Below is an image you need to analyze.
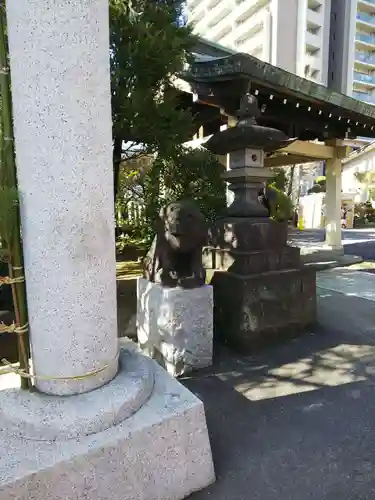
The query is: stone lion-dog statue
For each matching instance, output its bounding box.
[143,200,207,289]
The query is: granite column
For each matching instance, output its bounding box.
[6,0,118,395]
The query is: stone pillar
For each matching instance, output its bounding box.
[6,0,118,395]
[325,144,343,250]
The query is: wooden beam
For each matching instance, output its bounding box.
[277,140,335,159]
[184,136,346,166]
[265,154,316,168]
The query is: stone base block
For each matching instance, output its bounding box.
[212,267,316,352]
[300,245,345,263]
[137,278,213,377]
[0,347,154,441]
[0,340,215,500]
[210,217,288,251]
[203,245,301,274]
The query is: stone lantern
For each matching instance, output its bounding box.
[204,92,316,351]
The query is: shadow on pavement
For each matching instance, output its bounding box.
[344,240,375,260]
[183,309,375,500]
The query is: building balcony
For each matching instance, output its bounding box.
[355,50,375,66]
[190,6,206,24]
[236,32,263,53]
[357,12,375,26]
[305,53,320,72]
[187,0,202,11]
[352,91,375,103]
[356,32,375,45]
[306,30,321,50]
[233,9,265,45]
[235,0,268,8]
[306,8,323,26]
[353,71,375,85]
[210,18,232,44]
[207,0,233,28]
[195,1,232,39]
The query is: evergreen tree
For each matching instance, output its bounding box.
[109,0,194,198]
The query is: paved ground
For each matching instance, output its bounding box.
[184,269,375,500]
[288,228,375,261]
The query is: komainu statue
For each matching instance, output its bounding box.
[143,200,207,289]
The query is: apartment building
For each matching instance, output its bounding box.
[328,0,375,105]
[186,0,332,85]
[187,0,375,103]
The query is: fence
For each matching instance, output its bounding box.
[120,200,146,229]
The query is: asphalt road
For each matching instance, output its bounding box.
[342,229,375,261]
[184,276,375,500]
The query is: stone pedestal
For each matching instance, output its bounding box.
[206,218,317,352]
[0,341,215,500]
[137,278,213,376]
[213,268,316,351]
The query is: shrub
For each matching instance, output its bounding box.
[267,183,293,222]
[308,176,326,194]
[354,201,375,226]
[268,168,287,191]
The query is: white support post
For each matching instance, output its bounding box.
[325,144,343,250]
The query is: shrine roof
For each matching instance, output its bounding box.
[180,37,375,140]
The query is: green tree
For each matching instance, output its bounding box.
[109,0,194,200]
[153,148,227,226]
[118,148,226,243]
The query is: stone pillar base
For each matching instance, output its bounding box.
[137,278,213,377]
[212,267,316,353]
[0,340,215,500]
[204,216,317,352]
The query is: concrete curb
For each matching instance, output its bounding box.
[303,254,363,271]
